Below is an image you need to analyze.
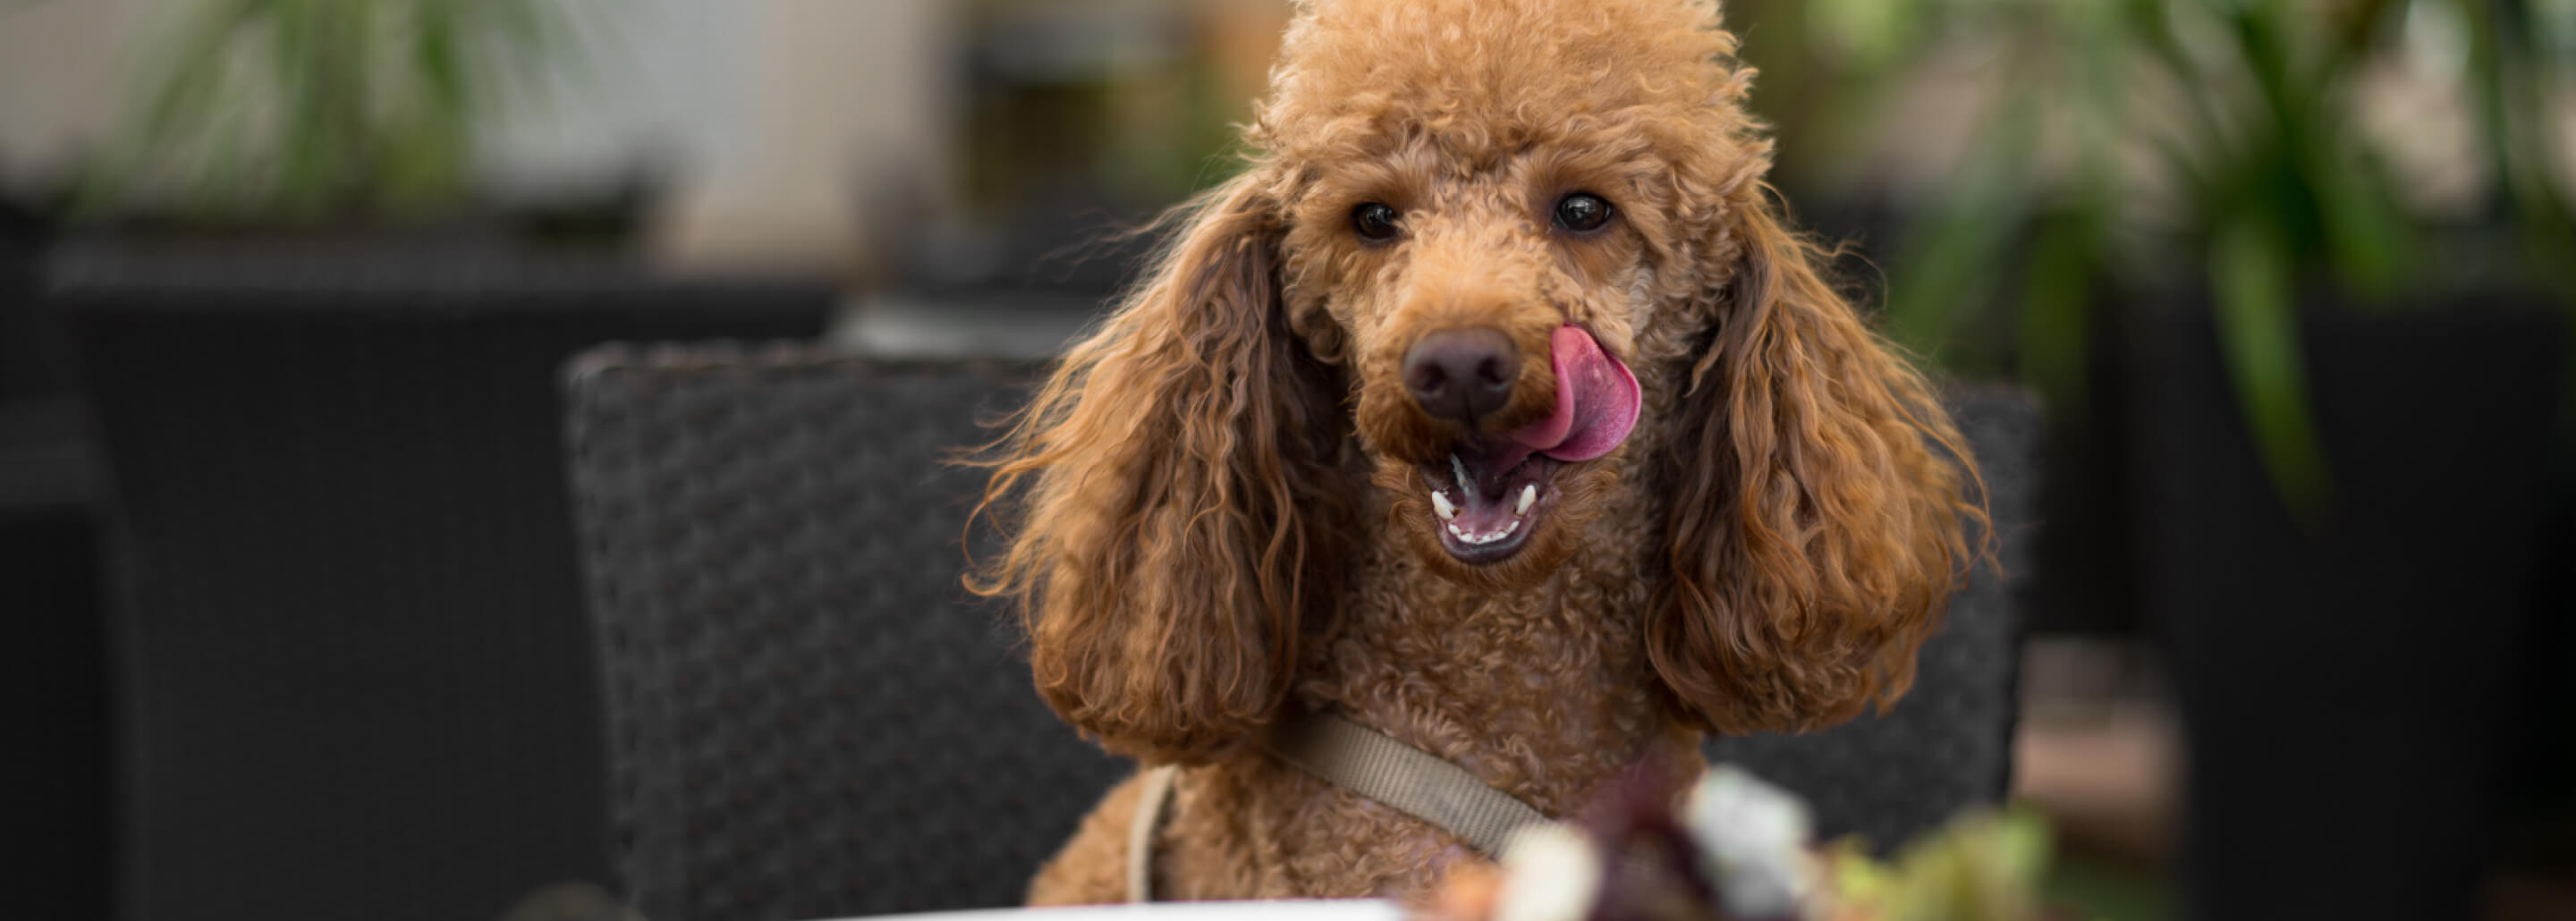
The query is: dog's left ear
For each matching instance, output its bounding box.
[1649,196,1984,735]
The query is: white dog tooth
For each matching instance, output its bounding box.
[1449,452,1474,493]
[1431,490,1459,520]
[1448,517,1523,546]
[1515,484,1537,515]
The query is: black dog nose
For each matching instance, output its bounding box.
[1403,327,1519,424]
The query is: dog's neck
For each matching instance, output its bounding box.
[1290,435,1698,816]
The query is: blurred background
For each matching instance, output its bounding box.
[2,1,2570,920]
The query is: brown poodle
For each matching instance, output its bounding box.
[974,0,1981,903]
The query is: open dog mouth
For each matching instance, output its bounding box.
[1415,325,1643,565]
[1420,439,1561,562]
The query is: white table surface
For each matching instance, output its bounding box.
[845,900,1405,921]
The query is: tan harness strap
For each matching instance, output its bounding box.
[1126,765,1181,903]
[1265,712,1550,858]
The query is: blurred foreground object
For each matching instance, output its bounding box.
[1419,765,2053,921]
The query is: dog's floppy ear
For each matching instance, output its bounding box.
[972,171,1349,764]
[1649,195,1983,735]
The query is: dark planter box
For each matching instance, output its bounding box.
[49,250,832,921]
[2131,299,2572,920]
[0,199,115,921]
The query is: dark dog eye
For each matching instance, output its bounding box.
[1352,202,1401,241]
[1553,193,1612,232]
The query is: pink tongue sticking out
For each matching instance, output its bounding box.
[1509,325,1641,461]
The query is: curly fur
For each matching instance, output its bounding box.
[970,0,1985,902]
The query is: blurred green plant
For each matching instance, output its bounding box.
[1750,0,2576,513]
[1826,807,2055,921]
[83,0,585,223]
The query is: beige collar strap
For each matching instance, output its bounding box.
[1124,714,1553,902]
[1127,765,1182,903]
[1264,711,1552,858]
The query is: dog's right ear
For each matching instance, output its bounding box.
[970,170,1349,765]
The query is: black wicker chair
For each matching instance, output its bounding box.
[564,345,1125,921]
[58,254,831,921]
[564,343,2036,921]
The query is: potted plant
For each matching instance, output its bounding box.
[1732,1,2574,916]
[73,0,643,251]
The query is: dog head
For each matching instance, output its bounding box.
[978,0,1981,761]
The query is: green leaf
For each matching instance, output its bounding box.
[1883,99,2044,372]
[2127,0,2238,154]
[2015,206,2098,414]
[418,4,468,114]
[2209,214,2334,516]
[79,0,266,214]
[2310,147,2415,303]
